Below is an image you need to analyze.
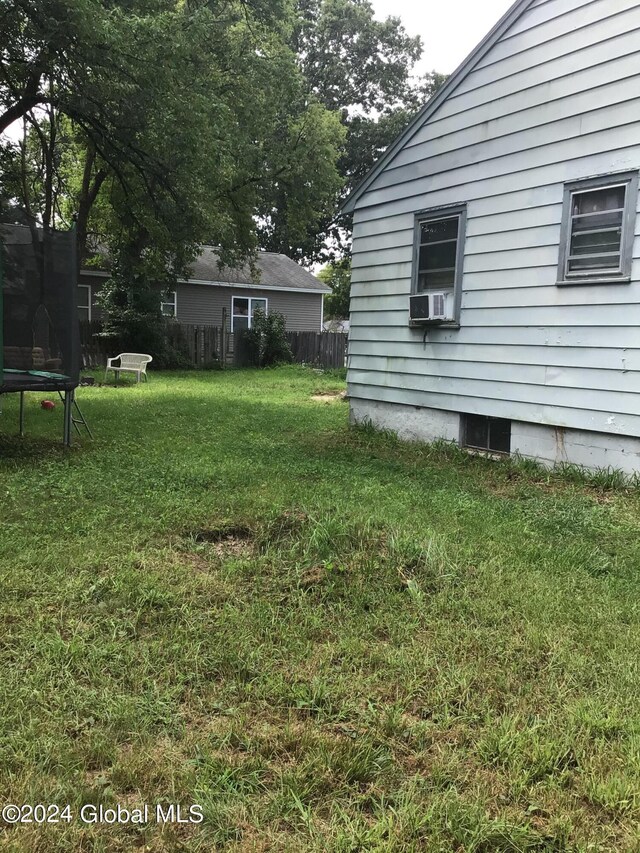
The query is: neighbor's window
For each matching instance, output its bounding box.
[78,284,91,322]
[558,172,638,284]
[161,291,177,318]
[232,296,267,332]
[411,205,466,324]
[463,414,511,455]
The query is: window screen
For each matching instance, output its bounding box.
[568,185,625,274]
[417,216,459,292]
[558,172,638,284]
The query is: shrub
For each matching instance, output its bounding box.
[243,309,293,367]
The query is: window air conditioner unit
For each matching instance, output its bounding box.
[409,292,449,325]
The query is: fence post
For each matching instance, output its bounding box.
[221,307,227,368]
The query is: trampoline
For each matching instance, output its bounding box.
[1,223,87,445]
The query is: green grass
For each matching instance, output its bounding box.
[1,366,640,851]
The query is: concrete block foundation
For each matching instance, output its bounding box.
[349,398,640,476]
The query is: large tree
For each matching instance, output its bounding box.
[0,0,344,269]
[258,0,446,263]
[0,0,346,361]
[317,257,351,319]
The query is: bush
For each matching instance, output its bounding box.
[95,254,191,368]
[243,310,293,367]
[97,273,163,351]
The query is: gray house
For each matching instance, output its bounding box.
[79,247,329,332]
[342,0,640,475]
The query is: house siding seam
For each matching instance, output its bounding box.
[347,0,640,466]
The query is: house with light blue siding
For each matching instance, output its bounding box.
[342,0,640,474]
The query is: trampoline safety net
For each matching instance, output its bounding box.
[1,224,80,393]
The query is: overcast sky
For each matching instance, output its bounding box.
[370,0,516,75]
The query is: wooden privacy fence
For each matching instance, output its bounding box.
[166,323,227,366]
[285,331,347,369]
[79,321,229,368]
[79,320,109,368]
[234,329,347,369]
[79,321,346,370]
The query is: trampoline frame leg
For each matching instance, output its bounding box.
[63,390,73,447]
[19,392,25,437]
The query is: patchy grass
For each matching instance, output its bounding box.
[1,366,640,851]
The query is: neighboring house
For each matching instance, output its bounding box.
[342,0,640,475]
[79,247,329,332]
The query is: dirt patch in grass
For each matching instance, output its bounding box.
[311,390,346,403]
[193,524,254,544]
[299,565,326,589]
[188,524,256,559]
[177,551,214,572]
[210,535,254,559]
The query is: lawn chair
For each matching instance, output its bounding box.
[104,353,152,384]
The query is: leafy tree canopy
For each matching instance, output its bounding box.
[318,257,351,319]
[0,0,346,358]
[292,0,421,114]
[0,0,344,271]
[258,0,447,263]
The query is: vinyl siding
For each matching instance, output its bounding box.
[348,0,640,439]
[177,284,323,331]
[78,275,324,332]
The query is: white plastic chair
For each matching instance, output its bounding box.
[104,353,153,384]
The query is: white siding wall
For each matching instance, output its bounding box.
[348,0,640,439]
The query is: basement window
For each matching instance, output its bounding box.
[463,414,511,455]
[558,171,638,284]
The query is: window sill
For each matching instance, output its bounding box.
[409,320,460,329]
[556,276,631,287]
[464,447,509,461]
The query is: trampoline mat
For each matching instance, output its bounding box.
[1,370,75,393]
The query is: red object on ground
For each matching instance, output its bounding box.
[41,400,55,410]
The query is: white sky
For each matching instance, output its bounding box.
[370,0,516,75]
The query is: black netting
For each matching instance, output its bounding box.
[1,224,79,393]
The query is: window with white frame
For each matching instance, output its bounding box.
[558,172,638,284]
[232,296,268,332]
[78,284,91,322]
[410,205,466,325]
[161,290,177,318]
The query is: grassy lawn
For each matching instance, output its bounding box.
[1,366,640,851]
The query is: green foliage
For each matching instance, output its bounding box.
[95,268,165,358]
[0,0,446,273]
[0,0,345,272]
[293,0,422,114]
[254,100,346,265]
[242,309,293,367]
[318,257,351,318]
[95,253,191,368]
[257,0,448,261]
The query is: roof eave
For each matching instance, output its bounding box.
[80,269,330,294]
[181,278,331,294]
[339,0,534,215]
